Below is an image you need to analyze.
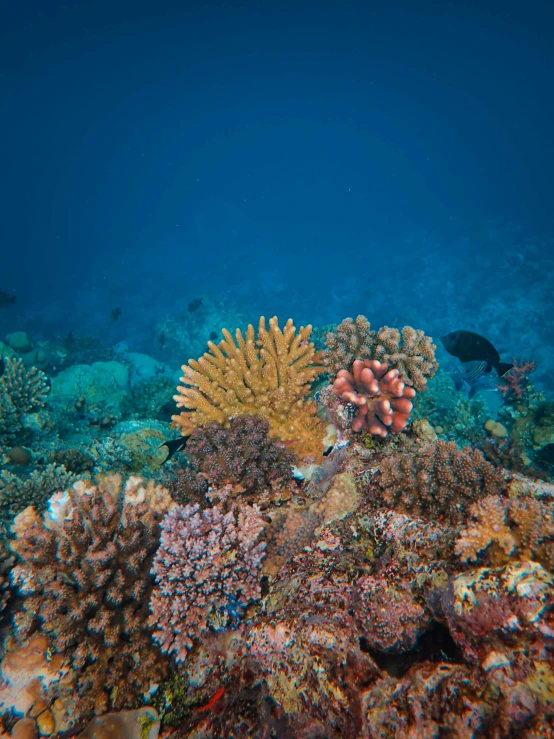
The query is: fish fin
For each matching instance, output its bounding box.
[468,386,477,399]
[484,363,493,373]
[496,362,514,377]
[159,436,189,463]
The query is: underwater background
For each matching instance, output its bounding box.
[1,0,554,737]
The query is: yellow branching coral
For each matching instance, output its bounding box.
[172,317,326,460]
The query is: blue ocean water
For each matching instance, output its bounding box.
[1,1,554,735]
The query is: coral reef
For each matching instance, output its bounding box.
[149,502,266,662]
[0,464,76,536]
[172,316,326,459]
[324,316,438,391]
[0,358,49,453]
[333,359,416,437]
[184,416,296,497]
[9,475,173,717]
[372,440,508,524]
[455,493,554,568]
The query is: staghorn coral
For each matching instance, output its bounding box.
[333,359,416,437]
[0,464,77,535]
[9,475,173,717]
[149,502,266,662]
[455,493,554,568]
[184,416,296,496]
[372,440,508,524]
[324,316,438,391]
[172,316,326,460]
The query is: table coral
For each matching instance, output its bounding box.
[333,359,416,437]
[172,316,326,460]
[184,415,296,495]
[372,440,508,524]
[149,502,266,662]
[9,475,173,718]
[324,316,438,391]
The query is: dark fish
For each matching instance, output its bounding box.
[0,291,16,308]
[534,443,554,466]
[440,330,513,377]
[160,436,190,463]
[209,330,217,340]
[66,330,74,344]
[0,357,5,377]
[159,331,166,348]
[188,298,203,313]
[110,308,122,322]
[451,360,499,398]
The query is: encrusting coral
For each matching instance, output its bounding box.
[9,475,174,717]
[149,502,266,662]
[455,493,554,568]
[372,440,508,524]
[184,415,296,496]
[172,316,326,460]
[324,316,438,391]
[333,359,416,437]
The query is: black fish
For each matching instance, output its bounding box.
[188,298,203,313]
[440,330,513,376]
[209,330,217,340]
[0,291,16,308]
[110,307,122,322]
[534,443,554,467]
[0,357,5,377]
[160,436,190,463]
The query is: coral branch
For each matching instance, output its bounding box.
[172,316,326,460]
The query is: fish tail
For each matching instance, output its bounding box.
[496,361,514,377]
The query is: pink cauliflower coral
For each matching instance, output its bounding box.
[333,359,416,436]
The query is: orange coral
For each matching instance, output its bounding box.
[172,316,326,460]
[456,493,554,567]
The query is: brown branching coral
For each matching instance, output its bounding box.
[9,475,174,717]
[172,316,326,460]
[0,358,49,414]
[185,416,296,496]
[324,315,376,376]
[0,358,49,452]
[456,493,554,567]
[324,316,438,391]
[372,440,508,524]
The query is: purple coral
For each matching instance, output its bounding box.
[185,416,296,493]
[149,502,266,661]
